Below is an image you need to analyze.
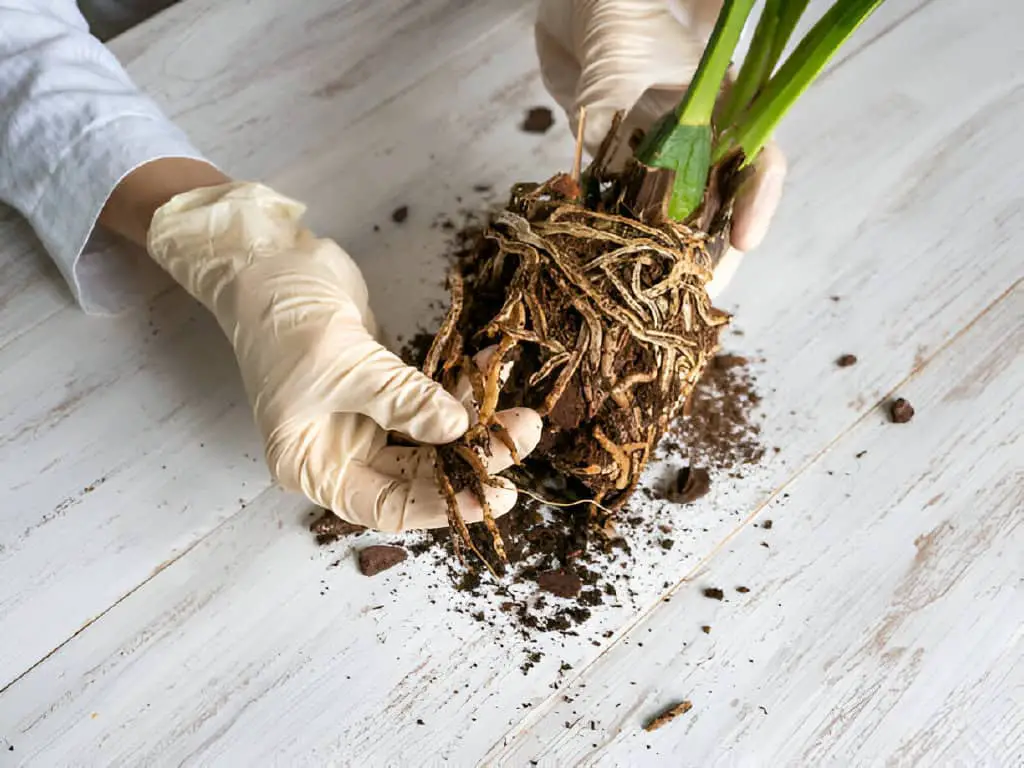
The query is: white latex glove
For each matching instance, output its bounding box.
[147,181,542,532]
[535,0,788,297]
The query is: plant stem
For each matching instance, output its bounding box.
[767,0,812,73]
[718,0,812,129]
[714,0,886,165]
[717,0,781,129]
[675,0,760,127]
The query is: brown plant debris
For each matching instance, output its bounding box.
[836,354,857,367]
[643,700,693,732]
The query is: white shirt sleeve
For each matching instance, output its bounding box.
[0,1,213,314]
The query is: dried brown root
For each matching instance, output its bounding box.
[643,700,693,732]
[433,445,501,580]
[423,272,464,382]
[418,133,741,574]
[454,445,508,563]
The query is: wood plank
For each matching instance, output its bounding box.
[0,0,544,689]
[490,282,1024,767]
[1,1,1020,763]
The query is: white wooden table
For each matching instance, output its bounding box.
[1,0,1022,765]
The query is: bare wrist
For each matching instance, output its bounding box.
[98,157,231,247]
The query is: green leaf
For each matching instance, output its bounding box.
[717,0,887,164]
[643,124,713,220]
[767,0,813,74]
[717,0,783,128]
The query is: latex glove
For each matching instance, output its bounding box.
[147,181,543,532]
[535,0,787,295]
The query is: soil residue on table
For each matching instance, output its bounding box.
[313,208,768,658]
[521,106,554,134]
[311,513,366,545]
[889,397,915,423]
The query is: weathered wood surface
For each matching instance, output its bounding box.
[0,0,1021,764]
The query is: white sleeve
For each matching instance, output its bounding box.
[0,1,213,314]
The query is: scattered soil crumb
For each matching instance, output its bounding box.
[310,511,366,545]
[736,586,750,593]
[702,587,724,600]
[537,570,583,599]
[761,520,773,530]
[836,354,857,367]
[358,545,407,576]
[855,450,867,459]
[656,352,765,479]
[391,205,409,224]
[668,466,711,504]
[889,397,915,423]
[521,106,554,134]
[701,625,711,634]
[643,700,693,732]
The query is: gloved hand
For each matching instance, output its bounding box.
[147,181,542,532]
[535,0,787,295]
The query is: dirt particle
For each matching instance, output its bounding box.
[761,520,773,530]
[736,586,750,593]
[391,205,409,223]
[668,466,711,504]
[701,625,711,634]
[357,545,407,576]
[656,353,765,477]
[889,397,915,423]
[702,587,724,600]
[836,354,857,367]
[537,570,583,599]
[310,510,366,545]
[521,106,554,134]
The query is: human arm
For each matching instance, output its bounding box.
[0,0,213,312]
[1,1,541,530]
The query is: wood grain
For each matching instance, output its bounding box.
[0,0,1021,764]
[491,283,1024,767]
